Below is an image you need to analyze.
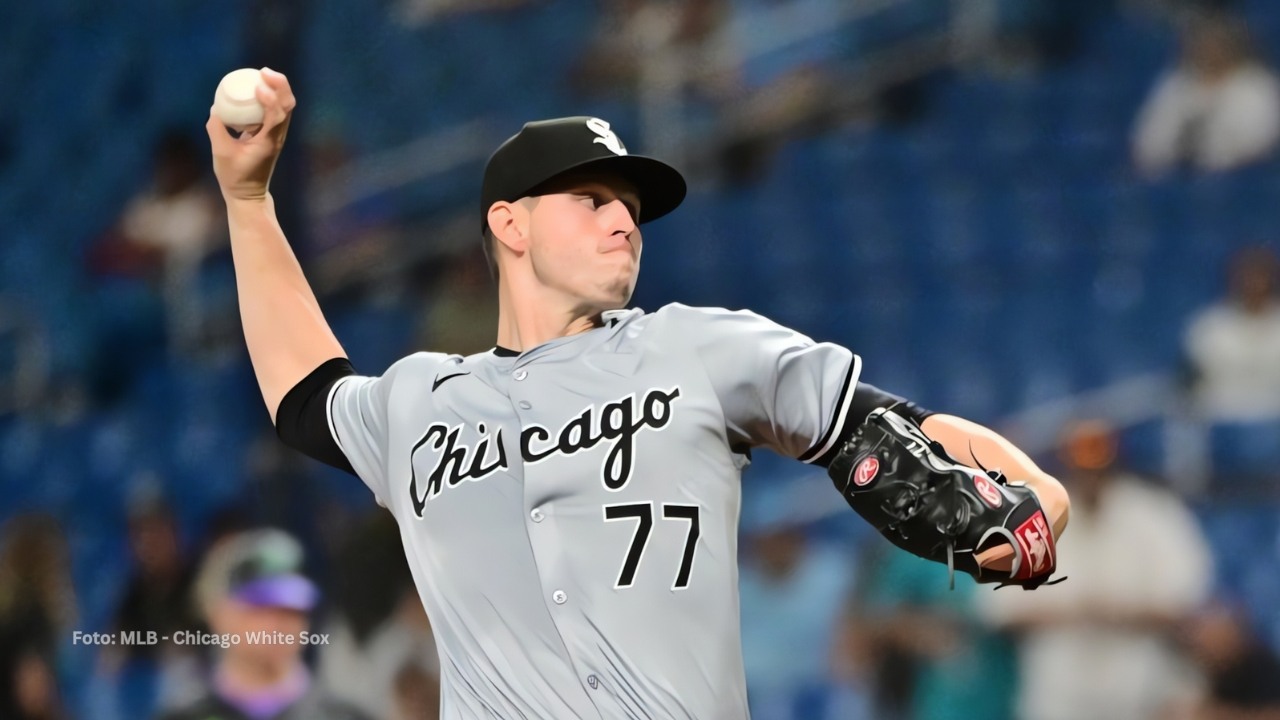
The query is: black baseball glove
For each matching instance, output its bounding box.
[828,408,1061,590]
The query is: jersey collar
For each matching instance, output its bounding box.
[488,308,643,361]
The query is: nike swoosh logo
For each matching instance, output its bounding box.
[432,372,470,391]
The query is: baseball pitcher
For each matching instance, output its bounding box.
[206,69,1071,719]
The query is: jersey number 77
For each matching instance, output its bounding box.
[603,503,700,590]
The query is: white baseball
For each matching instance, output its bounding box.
[213,68,267,130]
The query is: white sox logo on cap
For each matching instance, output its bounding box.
[586,118,628,156]
[481,116,685,229]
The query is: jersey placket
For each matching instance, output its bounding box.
[506,353,610,708]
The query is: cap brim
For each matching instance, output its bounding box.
[534,154,687,225]
[232,575,319,612]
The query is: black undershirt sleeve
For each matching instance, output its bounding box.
[808,381,935,468]
[275,357,358,475]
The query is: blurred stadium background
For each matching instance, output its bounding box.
[3,0,1280,718]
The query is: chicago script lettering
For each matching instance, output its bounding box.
[521,387,681,490]
[407,387,682,516]
[410,422,507,517]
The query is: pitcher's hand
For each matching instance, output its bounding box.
[206,67,296,202]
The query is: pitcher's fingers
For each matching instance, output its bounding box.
[259,68,296,145]
[975,543,1014,571]
[255,83,287,131]
[259,67,297,113]
[206,109,237,154]
[255,81,294,146]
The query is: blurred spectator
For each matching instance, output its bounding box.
[104,497,199,669]
[155,529,370,720]
[96,494,203,717]
[391,660,440,720]
[737,479,864,719]
[88,130,222,282]
[85,130,224,404]
[984,419,1213,720]
[414,247,500,356]
[1182,246,1280,421]
[571,0,728,101]
[318,512,436,720]
[858,548,1018,720]
[1175,601,1280,719]
[321,587,437,719]
[12,649,66,720]
[1133,12,1280,177]
[0,515,76,720]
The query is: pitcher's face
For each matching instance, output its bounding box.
[526,176,643,310]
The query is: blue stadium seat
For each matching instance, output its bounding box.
[1195,504,1265,590]
[1209,421,1280,486]
[328,301,419,372]
[1118,418,1166,477]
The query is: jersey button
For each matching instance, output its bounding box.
[518,400,532,410]
[587,675,599,690]
[530,508,545,523]
[513,369,528,381]
[552,590,567,605]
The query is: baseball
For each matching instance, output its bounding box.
[212,68,267,130]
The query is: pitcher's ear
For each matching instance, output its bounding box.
[488,200,531,252]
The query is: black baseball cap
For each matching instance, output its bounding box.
[480,116,687,232]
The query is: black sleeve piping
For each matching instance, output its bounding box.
[797,354,862,464]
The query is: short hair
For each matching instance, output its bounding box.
[482,228,498,280]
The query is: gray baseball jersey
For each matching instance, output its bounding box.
[326,303,860,719]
